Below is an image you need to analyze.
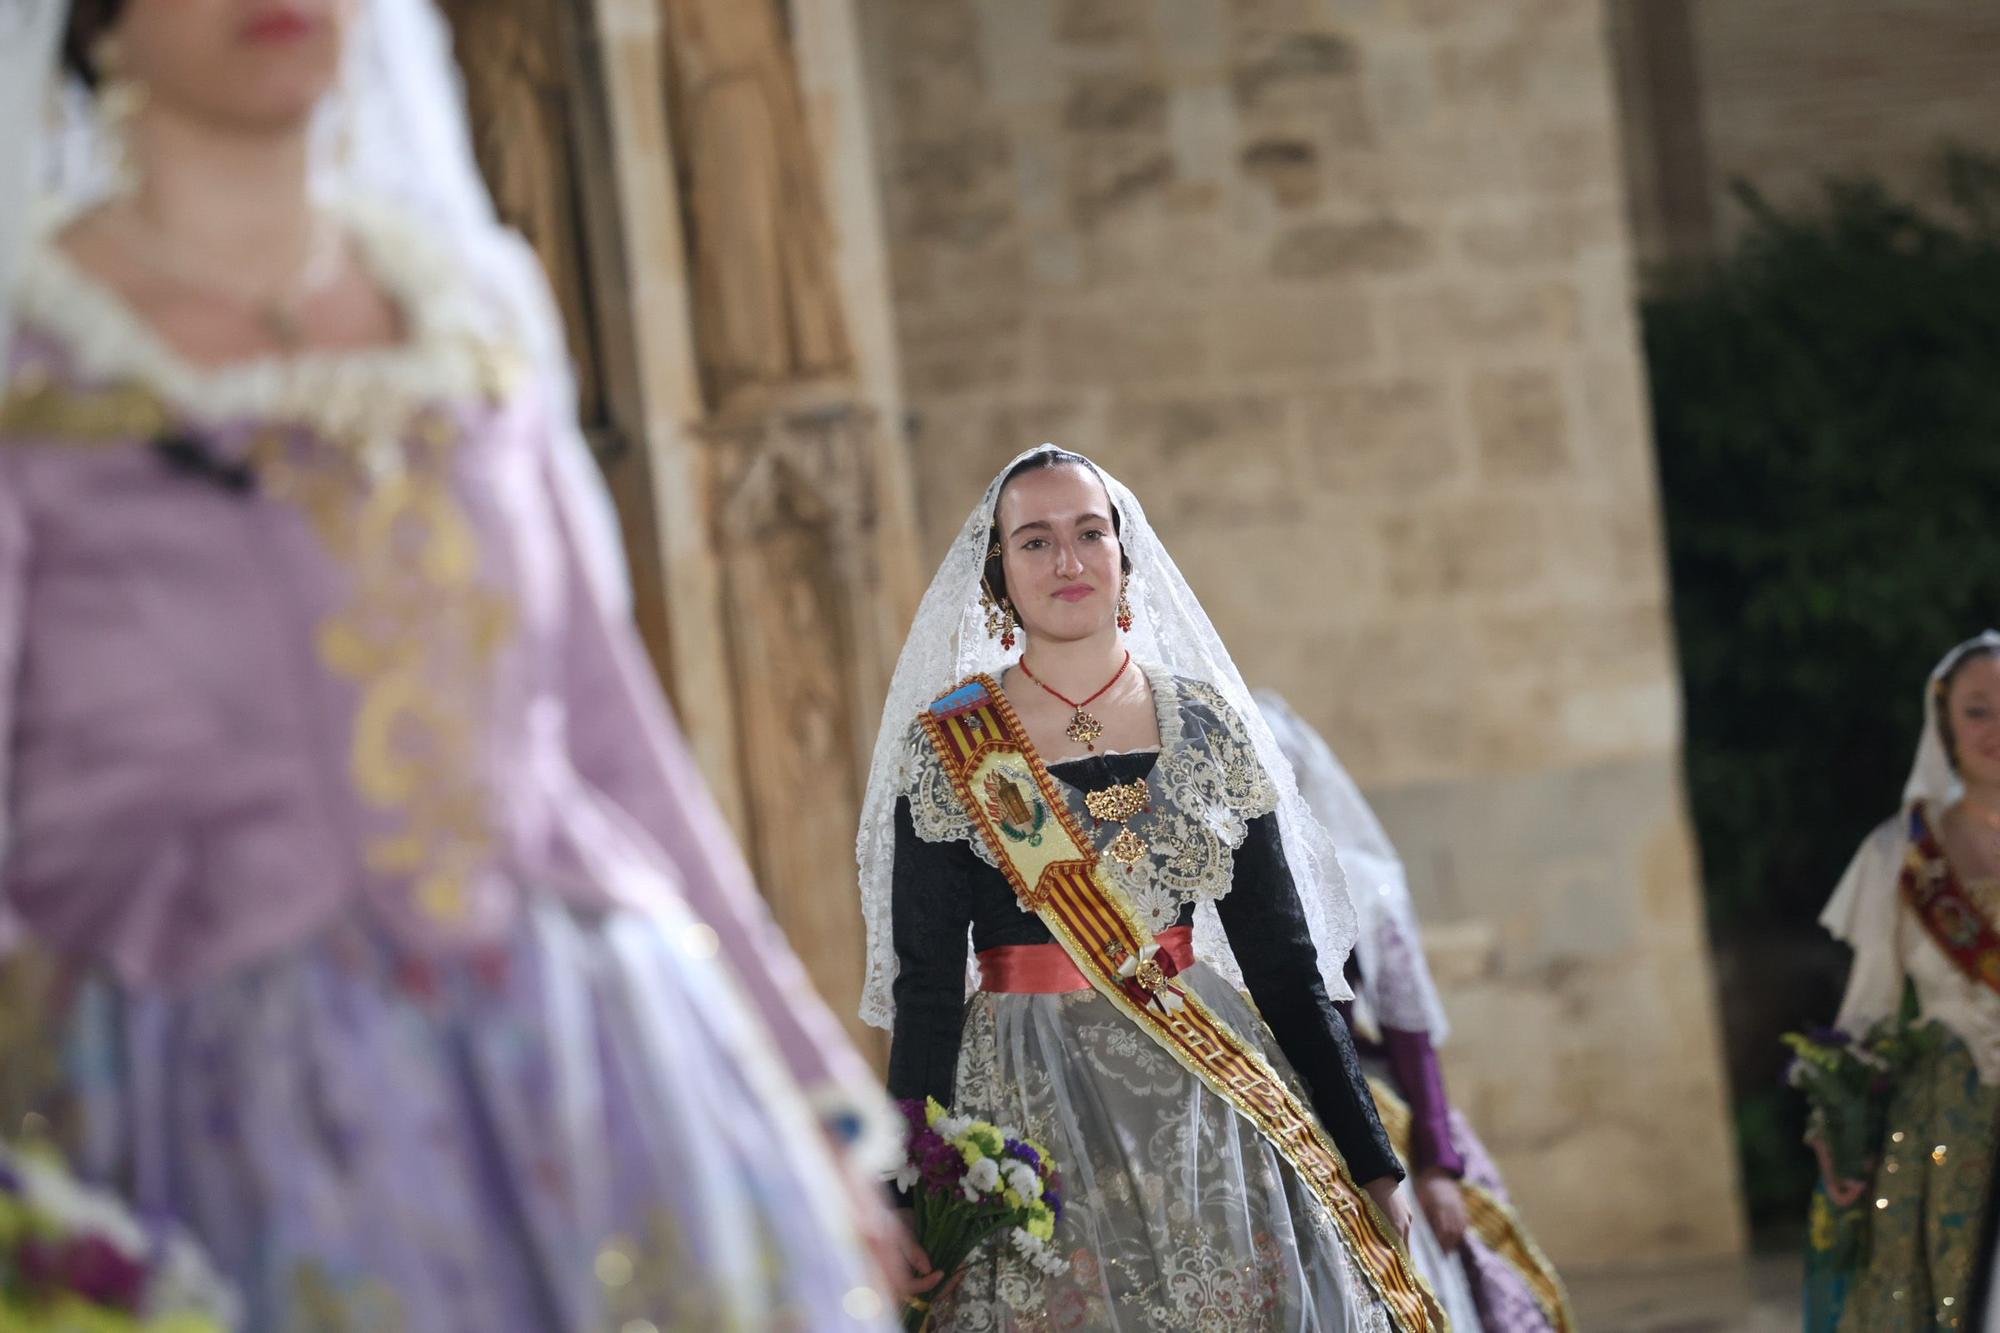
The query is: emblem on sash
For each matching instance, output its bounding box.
[983,771,1047,846]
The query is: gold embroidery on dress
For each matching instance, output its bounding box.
[1835,1032,2000,1329]
[1,345,523,927]
[0,369,172,442]
[251,357,519,926]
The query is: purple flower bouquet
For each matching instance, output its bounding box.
[1783,1016,1943,1271]
[0,1141,239,1331]
[889,1098,1066,1333]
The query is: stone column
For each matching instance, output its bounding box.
[652,0,916,1048]
[450,0,917,1051]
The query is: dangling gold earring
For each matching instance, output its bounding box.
[91,35,148,195]
[979,538,1019,651]
[979,582,1008,642]
[979,585,1017,649]
[1116,572,1134,633]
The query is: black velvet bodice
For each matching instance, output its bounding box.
[885,751,1402,1187]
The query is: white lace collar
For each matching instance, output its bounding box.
[12,198,505,440]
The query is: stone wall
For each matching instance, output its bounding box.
[858,0,1744,1266]
[1698,0,2000,218]
[1613,0,2000,269]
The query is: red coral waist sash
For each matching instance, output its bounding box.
[979,925,1195,994]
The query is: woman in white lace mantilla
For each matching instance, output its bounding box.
[1804,632,2000,1331]
[856,446,1445,1332]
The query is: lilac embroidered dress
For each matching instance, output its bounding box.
[0,206,893,1332]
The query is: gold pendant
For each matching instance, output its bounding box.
[1108,828,1148,865]
[1066,708,1105,748]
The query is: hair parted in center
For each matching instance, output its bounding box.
[983,449,1132,609]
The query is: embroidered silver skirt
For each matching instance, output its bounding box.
[937,962,1398,1333]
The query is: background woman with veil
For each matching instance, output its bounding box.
[858,445,1446,1331]
[0,1,899,1327]
[1804,632,2000,1331]
[1259,692,1573,1333]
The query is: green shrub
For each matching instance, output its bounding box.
[1644,151,2000,1228]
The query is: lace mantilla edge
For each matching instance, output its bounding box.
[6,197,523,443]
[901,667,1279,931]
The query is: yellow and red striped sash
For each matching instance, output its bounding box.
[921,675,1446,1333]
[1902,805,2000,996]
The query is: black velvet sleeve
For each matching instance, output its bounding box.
[1216,812,1405,1187]
[885,796,979,1110]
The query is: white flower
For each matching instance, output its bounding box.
[0,1144,241,1320]
[9,1148,150,1258]
[144,1228,243,1325]
[890,1162,921,1192]
[0,1144,242,1323]
[1002,1161,1039,1200]
[965,1157,1001,1195]
[936,1115,974,1139]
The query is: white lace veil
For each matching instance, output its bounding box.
[0,0,630,606]
[856,444,1360,1029]
[1902,630,2000,810]
[1255,691,1451,1042]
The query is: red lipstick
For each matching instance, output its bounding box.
[240,8,319,44]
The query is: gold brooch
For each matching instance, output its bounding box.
[1085,779,1149,823]
[1085,778,1151,865]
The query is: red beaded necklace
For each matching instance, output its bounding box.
[1019,650,1131,752]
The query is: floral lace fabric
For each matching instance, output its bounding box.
[901,666,1279,934]
[932,965,1393,1333]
